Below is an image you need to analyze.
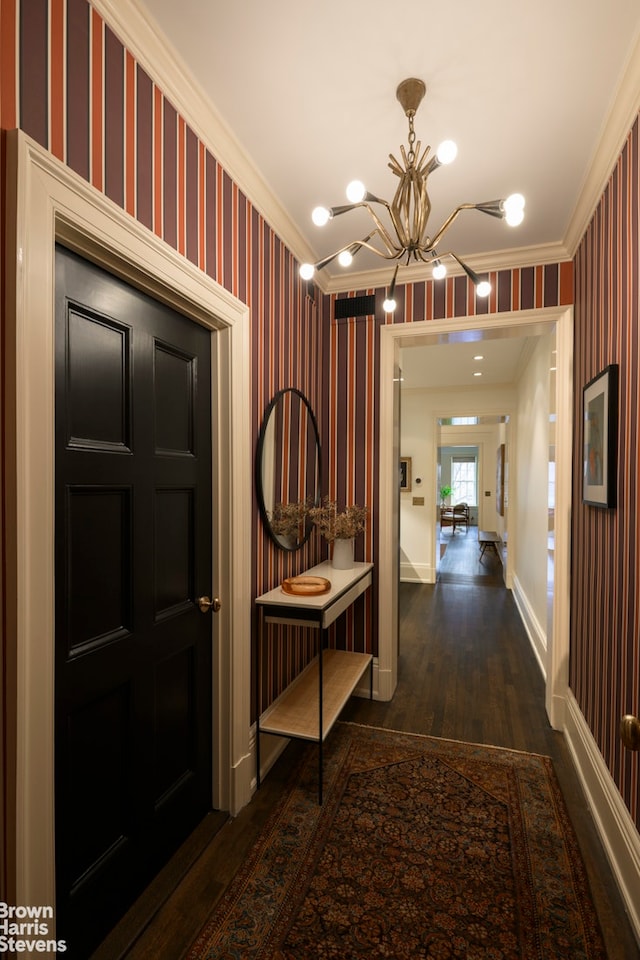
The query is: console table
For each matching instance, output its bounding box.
[255,560,374,803]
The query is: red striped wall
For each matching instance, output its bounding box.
[572,115,640,829]
[0,1,323,713]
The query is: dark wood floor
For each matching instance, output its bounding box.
[92,530,639,959]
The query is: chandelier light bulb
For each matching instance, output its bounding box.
[346,180,366,203]
[312,206,331,227]
[436,140,457,165]
[338,250,353,267]
[432,262,447,280]
[503,193,525,226]
[476,280,491,298]
[382,296,397,313]
[299,263,315,280]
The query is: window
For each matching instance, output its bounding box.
[451,457,477,505]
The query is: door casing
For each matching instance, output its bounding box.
[5,130,252,910]
[377,307,573,732]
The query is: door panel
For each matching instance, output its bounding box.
[65,486,133,653]
[55,245,213,958]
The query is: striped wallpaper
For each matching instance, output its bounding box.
[572,114,640,829]
[1,0,637,835]
[0,0,324,708]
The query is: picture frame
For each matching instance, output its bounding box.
[583,364,618,508]
[400,456,412,492]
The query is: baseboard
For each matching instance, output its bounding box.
[353,657,379,700]
[400,561,434,584]
[564,692,640,942]
[251,726,289,794]
[229,741,253,816]
[511,574,547,679]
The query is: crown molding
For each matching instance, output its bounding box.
[93,0,638,296]
[563,25,640,258]
[319,241,572,296]
[92,0,317,269]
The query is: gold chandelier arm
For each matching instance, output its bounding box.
[315,236,404,272]
[415,247,439,264]
[350,238,404,261]
[312,230,400,272]
[353,201,404,258]
[427,203,477,251]
[323,197,401,258]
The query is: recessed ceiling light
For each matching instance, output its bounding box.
[473,371,482,377]
[473,354,484,360]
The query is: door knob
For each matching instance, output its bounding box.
[620,715,640,751]
[198,596,221,614]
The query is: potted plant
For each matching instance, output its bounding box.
[439,484,452,508]
[309,497,368,569]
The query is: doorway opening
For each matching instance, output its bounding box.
[378,306,573,733]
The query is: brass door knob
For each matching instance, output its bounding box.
[198,596,221,614]
[620,715,640,751]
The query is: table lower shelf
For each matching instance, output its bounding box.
[259,649,372,742]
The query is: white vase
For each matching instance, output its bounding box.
[331,538,354,570]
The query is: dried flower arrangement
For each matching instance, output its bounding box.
[309,497,368,542]
[269,498,313,539]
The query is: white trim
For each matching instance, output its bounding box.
[564,692,640,943]
[547,308,573,730]
[400,562,434,584]
[564,28,640,258]
[6,130,253,909]
[379,307,573,727]
[511,574,547,679]
[323,242,572,296]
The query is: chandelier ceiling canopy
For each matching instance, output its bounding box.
[300,78,525,312]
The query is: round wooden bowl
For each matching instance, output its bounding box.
[281,575,331,596]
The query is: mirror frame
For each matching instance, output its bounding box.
[255,387,322,551]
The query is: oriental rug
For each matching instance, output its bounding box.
[188,723,606,959]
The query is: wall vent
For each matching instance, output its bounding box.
[334,294,376,320]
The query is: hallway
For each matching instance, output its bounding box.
[436,522,505,586]
[94,552,639,959]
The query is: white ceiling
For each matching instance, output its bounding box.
[126,0,640,384]
[134,0,640,281]
[400,337,533,390]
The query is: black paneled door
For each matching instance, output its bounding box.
[54,246,214,958]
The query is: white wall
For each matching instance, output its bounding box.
[400,384,516,583]
[511,332,555,667]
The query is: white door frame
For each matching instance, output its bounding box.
[377,306,573,730]
[5,131,253,909]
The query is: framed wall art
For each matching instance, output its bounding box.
[400,457,412,492]
[583,364,618,508]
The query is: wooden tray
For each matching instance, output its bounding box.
[281,575,331,596]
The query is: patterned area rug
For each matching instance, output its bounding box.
[188,723,606,959]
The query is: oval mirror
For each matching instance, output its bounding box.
[255,388,321,550]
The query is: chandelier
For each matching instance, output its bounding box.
[299,78,525,311]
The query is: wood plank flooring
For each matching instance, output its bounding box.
[92,531,640,959]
